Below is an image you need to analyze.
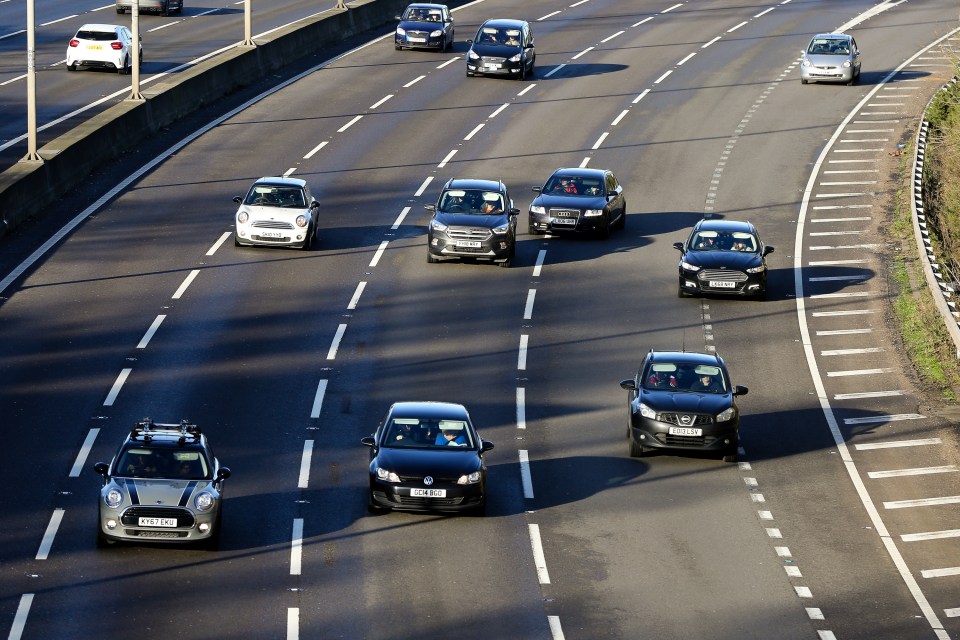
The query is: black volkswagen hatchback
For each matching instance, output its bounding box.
[674,219,774,298]
[426,178,519,267]
[619,351,748,462]
[528,167,627,238]
[466,18,535,79]
[362,402,494,514]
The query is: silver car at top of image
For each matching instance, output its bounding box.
[800,33,861,85]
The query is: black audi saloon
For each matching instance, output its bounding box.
[528,167,627,238]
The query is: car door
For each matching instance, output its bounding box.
[524,24,535,66]
[606,172,625,220]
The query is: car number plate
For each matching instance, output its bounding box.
[87,45,103,50]
[485,63,501,69]
[668,426,703,437]
[455,240,482,248]
[708,280,736,288]
[551,217,577,225]
[410,488,447,498]
[408,37,426,43]
[139,517,177,527]
[259,230,283,238]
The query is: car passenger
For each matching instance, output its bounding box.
[436,429,467,446]
[647,370,677,388]
[691,374,723,393]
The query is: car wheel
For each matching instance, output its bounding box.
[517,60,526,81]
[801,78,808,85]
[615,210,626,231]
[367,493,386,514]
[395,44,402,50]
[722,447,739,463]
[118,56,129,75]
[176,0,184,15]
[116,7,125,13]
[598,217,611,240]
[628,437,646,458]
[96,526,115,548]
[498,257,511,268]
[470,500,487,516]
[66,63,76,72]
[427,251,438,264]
[678,284,691,298]
[161,1,170,16]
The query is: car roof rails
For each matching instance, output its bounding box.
[130,417,202,444]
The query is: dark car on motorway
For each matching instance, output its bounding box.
[94,419,231,548]
[116,0,183,15]
[426,178,519,267]
[619,351,748,463]
[466,18,535,80]
[674,219,774,298]
[395,3,454,51]
[362,402,494,514]
[528,167,627,238]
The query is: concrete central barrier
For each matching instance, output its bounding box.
[0,0,411,240]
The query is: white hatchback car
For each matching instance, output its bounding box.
[234,177,320,249]
[66,24,141,74]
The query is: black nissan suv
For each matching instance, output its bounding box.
[426,178,519,268]
[619,350,748,462]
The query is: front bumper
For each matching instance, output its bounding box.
[428,230,513,261]
[235,223,309,248]
[98,506,219,544]
[529,209,605,234]
[369,479,485,512]
[396,34,445,49]
[678,268,766,296]
[800,66,854,83]
[466,59,522,77]
[630,415,738,453]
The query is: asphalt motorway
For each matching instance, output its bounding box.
[1,0,959,638]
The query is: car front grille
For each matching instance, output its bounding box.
[658,413,713,426]
[448,227,492,241]
[396,495,464,506]
[407,30,430,38]
[698,269,747,282]
[120,507,196,528]
[251,220,294,230]
[663,434,707,447]
[549,209,580,218]
[130,530,189,539]
[480,56,506,64]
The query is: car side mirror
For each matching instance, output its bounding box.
[763,245,775,256]
[424,204,436,213]
[481,440,495,452]
[394,15,401,20]
[217,467,232,481]
[734,385,749,396]
[93,462,109,476]
[361,436,376,448]
[466,39,474,44]
[509,208,520,216]
[532,186,542,193]
[233,196,242,204]
[311,200,320,208]
[619,379,637,391]
[672,242,684,251]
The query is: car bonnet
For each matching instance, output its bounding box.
[121,478,210,506]
[642,388,733,413]
[375,447,482,477]
[684,249,762,270]
[434,211,507,228]
[534,193,608,209]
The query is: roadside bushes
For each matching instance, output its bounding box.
[924,66,960,274]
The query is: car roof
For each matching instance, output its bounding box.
[647,350,725,366]
[810,33,852,41]
[253,176,307,188]
[78,24,123,32]
[120,419,209,450]
[480,18,528,29]
[388,401,471,421]
[406,3,447,9]
[445,178,505,191]
[693,219,757,234]
[550,167,609,179]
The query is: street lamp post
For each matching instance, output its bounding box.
[22,0,41,162]
[129,0,143,100]
[243,0,254,46]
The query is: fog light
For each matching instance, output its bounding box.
[723,438,732,445]
[106,519,118,530]
[198,523,210,533]
[639,434,647,441]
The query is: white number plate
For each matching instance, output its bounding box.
[485,63,501,69]
[708,280,736,288]
[455,240,481,248]
[408,37,426,43]
[259,230,283,238]
[668,426,703,437]
[139,517,177,527]
[551,217,577,225]
[410,488,447,498]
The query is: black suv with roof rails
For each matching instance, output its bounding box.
[426,178,519,268]
[619,350,748,462]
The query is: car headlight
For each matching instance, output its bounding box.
[237,211,249,224]
[638,402,657,420]
[430,29,442,37]
[468,50,480,60]
[295,214,308,228]
[509,53,521,62]
[680,260,701,272]
[529,205,546,215]
[716,407,736,422]
[430,219,448,232]
[842,60,851,68]
[492,223,510,235]
[104,488,123,509]
[397,27,406,36]
[457,471,481,485]
[745,264,766,274]
[376,467,401,483]
[583,209,603,217]
[801,58,811,67]
[195,491,215,512]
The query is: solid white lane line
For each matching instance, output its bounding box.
[304,141,327,159]
[438,150,457,168]
[812,310,874,316]
[348,282,366,310]
[534,250,546,276]
[40,14,78,26]
[835,390,902,399]
[820,347,881,355]
[391,207,409,230]
[827,368,890,376]
[811,216,872,221]
[809,275,869,282]
[572,47,594,60]
[370,241,389,267]
[810,292,870,299]
[903,529,960,542]
[369,94,393,109]
[845,414,924,425]
[810,244,881,250]
[808,259,869,266]
[592,132,608,149]
[414,176,433,197]
[290,519,304,575]
[524,289,536,319]
[207,232,232,255]
[817,329,872,336]
[327,325,347,360]
[298,441,314,489]
[921,567,960,578]
[518,335,529,370]
[9,594,33,640]
[702,36,721,48]
[517,387,526,430]
[519,450,534,498]
[464,123,485,140]
[36,509,65,560]
[70,428,100,477]
[490,103,509,118]
[288,608,299,640]
[311,380,327,419]
[337,115,363,132]
[529,524,551,583]
[548,616,566,640]
[137,315,166,349]
[885,496,960,509]
[810,229,866,236]
[868,465,955,479]
[172,269,200,299]
[856,438,941,450]
[403,75,426,88]
[104,368,132,406]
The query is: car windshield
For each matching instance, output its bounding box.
[439,189,504,214]
[476,27,522,47]
[382,418,476,449]
[403,7,443,21]
[807,38,850,55]
[244,185,306,208]
[117,447,210,479]
[690,230,758,252]
[542,175,604,197]
[643,363,728,393]
[77,30,118,41]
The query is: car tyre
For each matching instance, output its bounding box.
[204,516,222,551]
[801,78,808,85]
[116,7,125,13]
[96,527,115,548]
[598,217,611,240]
[628,437,646,458]
[722,448,738,463]
[427,251,438,264]
[67,63,77,72]
[528,224,542,235]
[367,494,387,514]
[678,285,691,298]
[615,210,626,231]
[161,1,170,16]
[118,55,129,75]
